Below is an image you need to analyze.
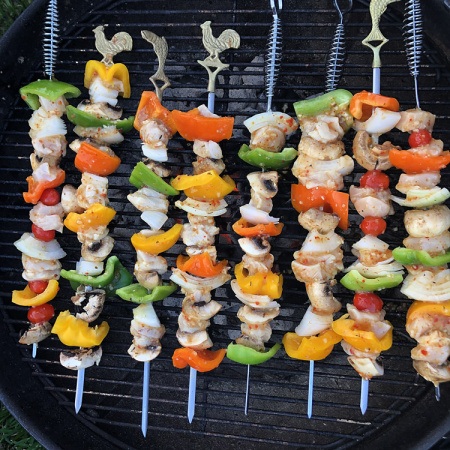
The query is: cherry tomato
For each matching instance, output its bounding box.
[360,170,390,190]
[353,293,384,313]
[408,129,432,148]
[360,217,387,236]
[27,304,55,324]
[32,224,55,242]
[28,280,49,294]
[40,188,60,206]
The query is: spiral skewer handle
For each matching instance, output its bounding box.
[43,0,59,79]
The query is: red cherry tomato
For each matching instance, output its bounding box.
[27,303,55,324]
[360,217,387,236]
[353,293,384,313]
[32,224,55,242]
[360,170,390,190]
[40,188,60,206]
[408,129,432,148]
[28,280,49,294]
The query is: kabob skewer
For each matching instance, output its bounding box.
[334,0,403,414]
[282,0,353,418]
[169,21,240,423]
[115,30,179,437]
[226,0,297,415]
[50,26,134,413]
[390,0,450,401]
[13,0,80,358]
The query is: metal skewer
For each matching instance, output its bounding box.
[187,21,240,423]
[75,364,85,414]
[32,0,60,360]
[139,30,171,435]
[360,0,400,414]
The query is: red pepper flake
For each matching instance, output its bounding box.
[421,350,428,356]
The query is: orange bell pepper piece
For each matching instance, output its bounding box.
[349,91,399,121]
[12,280,59,307]
[23,169,65,204]
[131,224,182,254]
[172,347,226,372]
[332,314,393,353]
[407,300,450,323]
[232,218,284,238]
[134,91,177,134]
[84,61,131,98]
[171,170,236,200]
[176,253,227,278]
[74,141,121,176]
[172,109,234,142]
[291,184,349,230]
[64,203,116,233]
[282,329,342,361]
[389,149,450,174]
[234,262,282,299]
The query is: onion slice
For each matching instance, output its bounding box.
[244,112,298,135]
[401,269,450,302]
[231,280,280,309]
[175,197,227,217]
[295,306,333,337]
[170,268,230,292]
[240,204,279,225]
[354,108,401,134]
[14,233,67,260]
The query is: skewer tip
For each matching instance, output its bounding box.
[187,367,197,423]
[74,368,85,414]
[32,343,37,359]
[244,364,251,415]
[360,378,369,415]
[307,360,314,419]
[435,385,441,402]
[141,361,150,436]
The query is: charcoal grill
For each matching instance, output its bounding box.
[1,0,450,448]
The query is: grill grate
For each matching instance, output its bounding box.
[1,0,450,448]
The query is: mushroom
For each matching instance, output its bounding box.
[413,360,450,385]
[60,346,103,370]
[30,152,61,171]
[352,130,398,171]
[135,270,161,290]
[247,171,278,198]
[241,322,272,342]
[404,205,450,238]
[305,281,341,314]
[237,305,279,324]
[242,253,274,275]
[176,329,213,350]
[193,156,225,175]
[182,294,222,321]
[72,287,106,323]
[178,312,210,333]
[347,356,384,379]
[81,235,115,262]
[78,99,122,120]
[238,237,271,257]
[19,321,52,345]
[236,335,265,352]
[298,208,340,233]
[130,320,165,341]
[143,159,171,178]
[297,136,344,161]
[128,341,162,362]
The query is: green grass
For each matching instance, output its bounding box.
[0,403,43,450]
[0,0,33,36]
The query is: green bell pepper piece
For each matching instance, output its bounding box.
[66,105,135,132]
[61,256,133,296]
[226,342,281,365]
[116,282,177,303]
[340,270,403,292]
[393,247,450,267]
[238,144,297,169]
[20,79,81,110]
[129,161,179,196]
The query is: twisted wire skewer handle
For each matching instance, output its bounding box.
[325,0,353,92]
[266,0,283,111]
[43,0,59,79]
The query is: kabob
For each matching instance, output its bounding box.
[226,0,298,415]
[168,21,240,423]
[389,0,450,399]
[115,30,180,437]
[282,0,353,419]
[50,26,134,413]
[13,0,80,357]
[332,0,404,414]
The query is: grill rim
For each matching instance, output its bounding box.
[1,1,450,449]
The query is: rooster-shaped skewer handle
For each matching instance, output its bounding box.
[93,25,133,66]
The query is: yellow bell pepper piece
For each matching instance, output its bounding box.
[64,203,116,233]
[171,170,236,200]
[283,329,342,361]
[51,310,109,347]
[407,300,450,323]
[131,224,183,254]
[84,61,131,98]
[332,314,393,353]
[12,280,59,307]
[234,262,282,299]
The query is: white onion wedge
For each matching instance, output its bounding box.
[354,108,401,134]
[133,303,161,328]
[170,268,230,292]
[301,230,343,253]
[240,204,279,225]
[295,306,333,337]
[140,211,168,230]
[244,112,298,135]
[142,144,168,162]
[14,233,67,260]
[175,197,227,217]
[76,258,104,276]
